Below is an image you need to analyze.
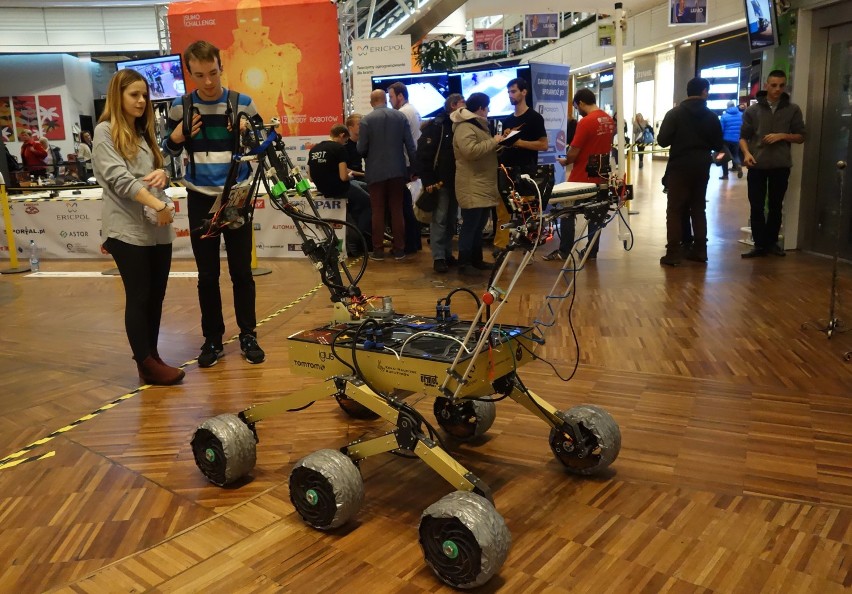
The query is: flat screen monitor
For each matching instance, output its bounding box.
[116,54,187,102]
[458,65,530,117]
[371,72,454,118]
[744,0,779,52]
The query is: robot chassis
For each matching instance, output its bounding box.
[190,116,627,588]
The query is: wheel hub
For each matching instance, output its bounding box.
[305,489,319,506]
[442,540,459,559]
[205,448,216,462]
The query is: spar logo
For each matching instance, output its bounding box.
[255,199,265,209]
[25,205,40,214]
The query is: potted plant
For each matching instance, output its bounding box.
[415,36,458,72]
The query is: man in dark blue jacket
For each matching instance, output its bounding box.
[358,89,417,261]
[720,101,744,179]
[657,77,724,266]
[739,70,805,258]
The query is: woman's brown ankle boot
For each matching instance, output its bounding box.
[136,356,185,386]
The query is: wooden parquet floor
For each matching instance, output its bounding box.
[1,161,851,593]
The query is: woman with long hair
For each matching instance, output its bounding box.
[92,68,184,385]
[76,130,94,179]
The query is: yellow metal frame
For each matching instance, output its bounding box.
[236,317,569,497]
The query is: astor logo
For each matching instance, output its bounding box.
[293,360,325,370]
[60,231,88,238]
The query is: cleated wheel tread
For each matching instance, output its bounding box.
[191,413,257,486]
[419,491,510,589]
[289,449,363,530]
[549,404,621,475]
[334,392,380,420]
[433,397,496,441]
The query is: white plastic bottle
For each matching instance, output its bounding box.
[29,239,40,272]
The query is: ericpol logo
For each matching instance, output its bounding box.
[356,44,368,56]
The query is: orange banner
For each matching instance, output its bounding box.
[168,0,342,137]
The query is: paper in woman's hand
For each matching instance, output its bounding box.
[498,129,522,146]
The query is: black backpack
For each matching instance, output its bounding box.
[181,89,241,177]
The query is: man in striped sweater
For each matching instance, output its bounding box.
[166,40,265,368]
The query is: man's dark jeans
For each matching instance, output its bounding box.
[746,167,790,249]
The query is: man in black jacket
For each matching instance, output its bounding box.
[417,93,465,273]
[657,77,724,266]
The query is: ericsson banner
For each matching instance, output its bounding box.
[167,0,343,137]
[0,189,346,260]
[351,36,413,115]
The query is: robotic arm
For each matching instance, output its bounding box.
[197,114,366,311]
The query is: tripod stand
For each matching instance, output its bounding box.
[803,161,849,345]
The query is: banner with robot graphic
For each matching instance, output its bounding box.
[167,0,343,138]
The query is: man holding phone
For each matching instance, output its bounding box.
[166,40,266,368]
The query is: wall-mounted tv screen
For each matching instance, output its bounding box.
[458,65,530,117]
[744,0,779,52]
[116,54,187,102]
[371,72,457,118]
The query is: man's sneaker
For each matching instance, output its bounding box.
[542,249,566,261]
[741,247,767,259]
[393,250,407,261]
[369,251,385,261]
[240,334,265,364]
[433,259,449,273]
[198,340,223,368]
[769,244,786,257]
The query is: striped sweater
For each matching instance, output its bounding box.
[165,88,258,196]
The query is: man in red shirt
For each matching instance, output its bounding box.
[546,89,614,260]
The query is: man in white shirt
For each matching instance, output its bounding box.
[388,81,423,253]
[389,82,422,143]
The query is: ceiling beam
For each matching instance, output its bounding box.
[400,0,467,42]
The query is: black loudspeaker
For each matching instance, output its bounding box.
[79,115,94,136]
[93,99,107,125]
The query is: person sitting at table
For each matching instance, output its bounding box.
[19,129,48,179]
[77,131,94,179]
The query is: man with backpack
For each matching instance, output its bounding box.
[165,40,265,368]
[416,93,465,273]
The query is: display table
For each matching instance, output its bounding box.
[1,186,346,260]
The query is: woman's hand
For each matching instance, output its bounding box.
[156,203,174,227]
[143,169,169,190]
